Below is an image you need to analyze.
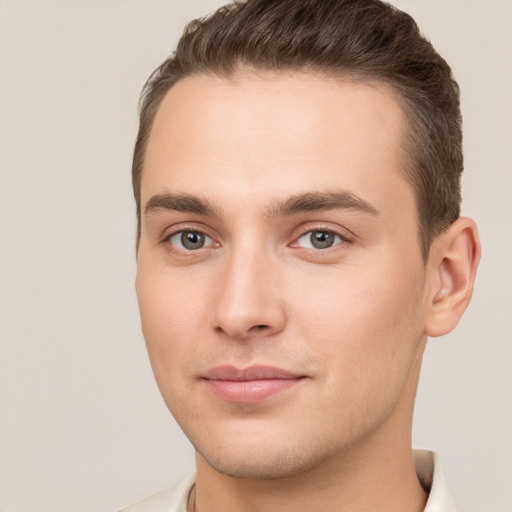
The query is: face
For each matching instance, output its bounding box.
[136,71,431,479]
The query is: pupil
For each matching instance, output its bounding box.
[311,231,334,249]
[182,231,204,249]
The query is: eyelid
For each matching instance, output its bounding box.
[161,223,221,251]
[169,231,216,250]
[161,221,216,239]
[289,222,355,247]
[158,221,354,254]
[295,231,343,249]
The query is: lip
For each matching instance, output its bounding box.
[201,365,306,404]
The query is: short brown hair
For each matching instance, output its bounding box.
[133,0,463,258]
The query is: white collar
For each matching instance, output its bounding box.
[414,449,459,512]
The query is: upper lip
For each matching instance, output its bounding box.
[202,365,303,381]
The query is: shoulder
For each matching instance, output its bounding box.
[119,474,196,512]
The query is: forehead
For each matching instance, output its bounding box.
[142,70,412,216]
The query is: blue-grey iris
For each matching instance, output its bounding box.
[311,231,335,249]
[181,231,205,250]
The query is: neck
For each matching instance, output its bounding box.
[190,352,427,512]
[191,441,426,512]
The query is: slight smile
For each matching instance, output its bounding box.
[201,365,307,404]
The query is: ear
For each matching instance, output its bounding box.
[424,217,481,338]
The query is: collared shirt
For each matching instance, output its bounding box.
[120,450,459,512]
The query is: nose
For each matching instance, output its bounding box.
[210,248,286,340]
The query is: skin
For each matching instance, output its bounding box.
[135,71,480,512]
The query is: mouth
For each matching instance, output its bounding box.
[201,365,307,404]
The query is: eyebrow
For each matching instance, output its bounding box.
[266,191,380,217]
[145,193,217,216]
[144,190,380,218]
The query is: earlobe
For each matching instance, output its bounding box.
[424,217,481,338]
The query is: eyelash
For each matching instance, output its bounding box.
[161,225,352,254]
[168,230,217,251]
[292,229,350,250]
[161,224,218,255]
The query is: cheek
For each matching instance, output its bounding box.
[135,262,208,376]
[290,259,427,383]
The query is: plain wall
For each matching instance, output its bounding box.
[0,1,510,511]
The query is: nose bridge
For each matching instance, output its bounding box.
[210,237,285,339]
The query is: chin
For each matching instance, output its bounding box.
[200,450,305,479]
[194,436,340,480]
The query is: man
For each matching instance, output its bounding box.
[124,0,480,510]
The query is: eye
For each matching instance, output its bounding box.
[168,230,215,250]
[296,230,344,249]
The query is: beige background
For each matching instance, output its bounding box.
[0,1,510,511]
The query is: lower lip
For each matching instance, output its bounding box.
[203,378,304,404]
